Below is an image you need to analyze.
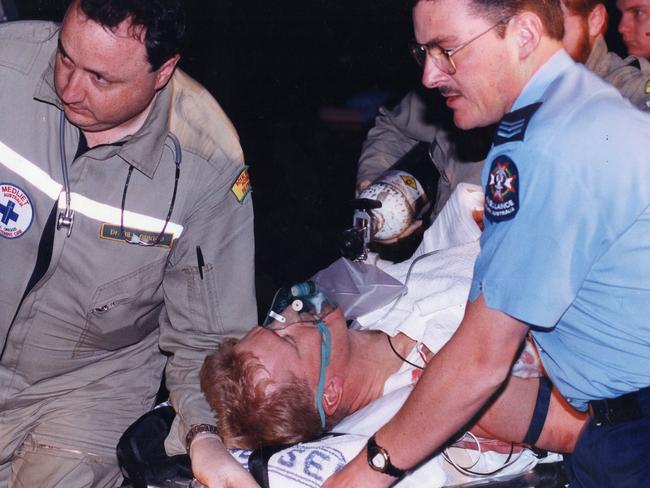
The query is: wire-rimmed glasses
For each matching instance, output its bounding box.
[408,17,512,75]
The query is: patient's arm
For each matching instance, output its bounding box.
[469,375,586,453]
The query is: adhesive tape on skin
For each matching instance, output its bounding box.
[291,299,304,312]
[269,310,286,323]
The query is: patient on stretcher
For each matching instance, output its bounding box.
[201,303,584,455]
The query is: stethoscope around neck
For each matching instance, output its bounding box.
[56,110,182,246]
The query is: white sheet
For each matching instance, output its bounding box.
[357,240,479,356]
[357,182,483,354]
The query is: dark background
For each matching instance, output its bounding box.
[4,0,628,317]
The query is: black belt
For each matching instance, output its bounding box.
[588,387,650,426]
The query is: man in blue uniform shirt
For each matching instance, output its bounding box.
[324,1,650,487]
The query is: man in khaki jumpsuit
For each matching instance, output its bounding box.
[0,1,258,487]
[356,0,650,219]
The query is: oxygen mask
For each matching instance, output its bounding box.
[262,281,336,430]
[263,281,337,330]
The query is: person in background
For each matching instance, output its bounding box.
[563,0,650,109]
[617,0,650,58]
[0,1,257,487]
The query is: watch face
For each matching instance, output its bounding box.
[369,447,388,471]
[367,436,405,478]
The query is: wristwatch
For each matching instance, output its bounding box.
[366,434,406,478]
[185,424,219,452]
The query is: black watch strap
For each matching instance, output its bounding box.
[366,434,406,478]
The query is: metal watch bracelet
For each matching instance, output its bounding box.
[185,424,219,452]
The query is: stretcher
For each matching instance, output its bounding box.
[118,404,567,488]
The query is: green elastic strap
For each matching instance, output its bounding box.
[315,320,332,429]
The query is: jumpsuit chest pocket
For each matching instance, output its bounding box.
[73,258,166,358]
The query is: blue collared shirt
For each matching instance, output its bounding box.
[469,50,650,410]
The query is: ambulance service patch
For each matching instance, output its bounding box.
[0,183,34,239]
[231,167,251,204]
[485,155,519,223]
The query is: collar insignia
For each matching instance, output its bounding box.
[493,102,542,147]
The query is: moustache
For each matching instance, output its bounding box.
[439,87,462,97]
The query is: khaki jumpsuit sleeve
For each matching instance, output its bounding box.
[356,90,440,188]
[603,57,650,111]
[587,36,650,112]
[160,72,257,450]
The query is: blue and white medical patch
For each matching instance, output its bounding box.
[0,183,34,239]
[493,102,542,146]
[485,155,519,223]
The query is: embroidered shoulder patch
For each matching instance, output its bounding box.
[493,102,542,146]
[0,183,34,239]
[645,79,650,94]
[231,167,251,204]
[485,155,519,223]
